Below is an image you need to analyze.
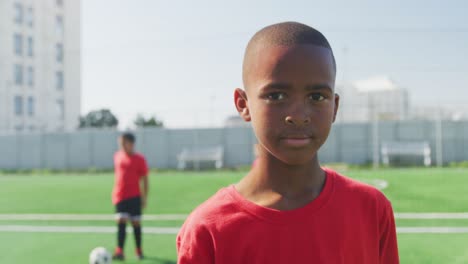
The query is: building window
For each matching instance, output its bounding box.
[14,34,23,56]
[26,7,33,27]
[14,96,23,116]
[56,15,64,35]
[56,43,63,62]
[56,99,64,120]
[56,71,64,90]
[27,96,35,116]
[14,64,23,85]
[27,66,34,87]
[14,3,23,24]
[27,37,34,57]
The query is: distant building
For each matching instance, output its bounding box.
[0,0,81,132]
[336,76,409,123]
[411,106,468,121]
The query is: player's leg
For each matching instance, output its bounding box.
[114,200,130,260]
[129,197,144,259]
[115,217,128,258]
[131,218,143,259]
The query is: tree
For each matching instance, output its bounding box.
[79,109,119,128]
[134,114,164,128]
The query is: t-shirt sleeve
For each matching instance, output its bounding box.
[113,152,118,167]
[176,220,215,264]
[139,156,149,177]
[379,199,399,264]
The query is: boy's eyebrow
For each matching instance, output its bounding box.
[305,84,333,93]
[260,82,333,92]
[260,82,291,91]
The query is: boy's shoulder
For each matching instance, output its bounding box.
[113,150,123,161]
[186,185,236,217]
[133,152,146,160]
[327,168,392,208]
[179,186,241,236]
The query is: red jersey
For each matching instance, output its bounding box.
[177,168,399,264]
[112,150,149,204]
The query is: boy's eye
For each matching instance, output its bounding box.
[310,93,325,101]
[267,92,286,101]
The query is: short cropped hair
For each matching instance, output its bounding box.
[121,132,136,143]
[243,21,336,87]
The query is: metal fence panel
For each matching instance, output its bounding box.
[0,121,467,170]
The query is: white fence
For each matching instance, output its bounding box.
[0,120,467,170]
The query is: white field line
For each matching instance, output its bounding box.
[0,225,180,234]
[394,213,468,219]
[359,179,389,190]
[2,213,468,221]
[1,225,468,234]
[0,214,188,221]
[397,227,468,234]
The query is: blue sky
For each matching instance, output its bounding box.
[82,0,468,128]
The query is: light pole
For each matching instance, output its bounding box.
[209,94,215,127]
[5,81,12,133]
[368,93,380,169]
[435,108,443,167]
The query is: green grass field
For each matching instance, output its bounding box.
[1,168,468,263]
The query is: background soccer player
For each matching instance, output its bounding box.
[112,132,149,260]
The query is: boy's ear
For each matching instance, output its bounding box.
[234,88,251,122]
[332,93,340,123]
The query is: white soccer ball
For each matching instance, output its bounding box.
[89,247,112,264]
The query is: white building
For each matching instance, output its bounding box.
[0,0,80,132]
[336,76,409,123]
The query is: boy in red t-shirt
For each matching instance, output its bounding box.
[112,132,149,260]
[177,22,399,263]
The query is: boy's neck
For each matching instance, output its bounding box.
[236,154,326,211]
[122,149,134,156]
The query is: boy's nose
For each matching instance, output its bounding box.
[284,99,312,126]
[285,115,311,126]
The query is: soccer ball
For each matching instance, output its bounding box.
[89,247,112,264]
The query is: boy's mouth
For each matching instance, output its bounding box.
[280,135,313,147]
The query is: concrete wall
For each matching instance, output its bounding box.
[0,121,467,170]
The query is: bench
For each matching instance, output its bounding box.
[177,146,224,170]
[381,141,431,166]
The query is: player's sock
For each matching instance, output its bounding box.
[135,247,144,260]
[115,247,123,255]
[113,246,125,261]
[117,223,127,249]
[133,225,142,249]
[136,247,143,256]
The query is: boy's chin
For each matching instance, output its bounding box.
[272,151,319,166]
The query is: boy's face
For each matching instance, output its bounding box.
[119,137,135,154]
[236,44,339,165]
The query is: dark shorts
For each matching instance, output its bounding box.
[115,196,142,220]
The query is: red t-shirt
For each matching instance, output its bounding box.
[112,150,149,204]
[177,168,399,264]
